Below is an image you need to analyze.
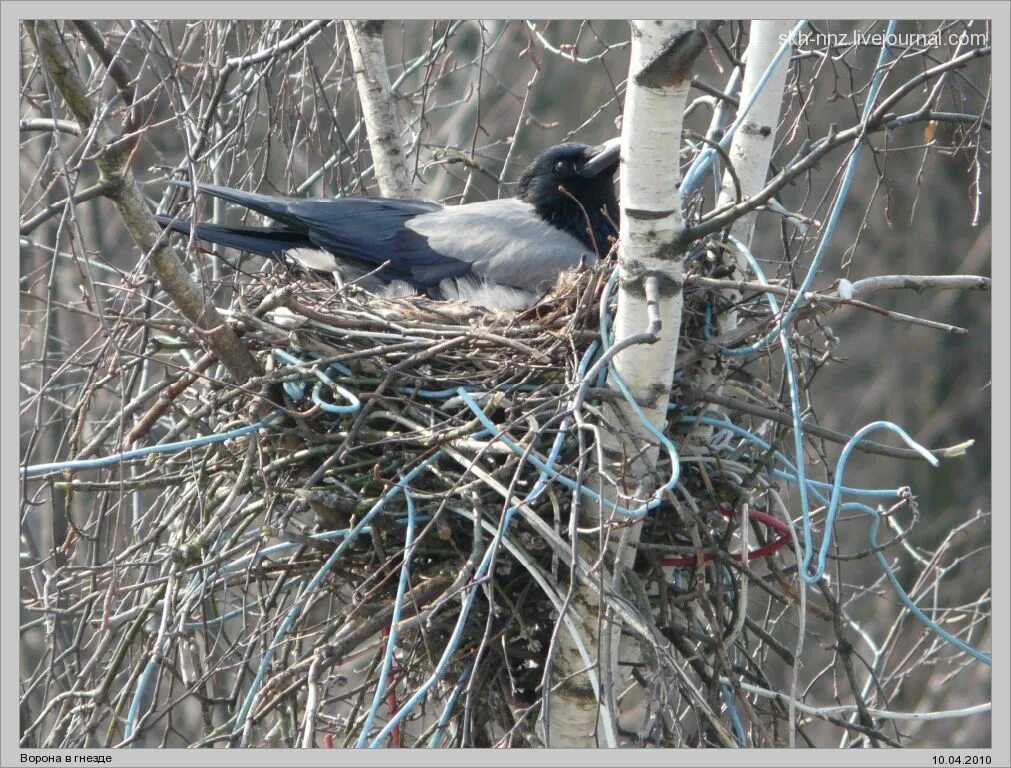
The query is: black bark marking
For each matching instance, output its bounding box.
[742,120,773,138]
[358,20,384,37]
[625,207,677,221]
[634,25,710,89]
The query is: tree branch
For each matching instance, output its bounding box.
[28,20,260,386]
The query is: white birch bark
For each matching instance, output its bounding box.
[717,20,795,312]
[697,21,794,424]
[545,19,702,747]
[343,20,414,198]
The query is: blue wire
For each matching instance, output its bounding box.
[124,656,160,741]
[26,343,374,478]
[310,376,360,414]
[23,412,282,478]
[593,269,683,515]
[721,683,748,747]
[713,236,938,585]
[458,389,627,513]
[428,664,472,748]
[271,348,353,378]
[681,20,809,198]
[231,454,440,739]
[730,233,817,573]
[685,414,903,500]
[87,58,997,741]
[717,21,899,357]
[366,494,512,745]
[356,479,418,746]
[861,505,991,666]
[272,348,361,414]
[368,392,576,746]
[183,517,431,633]
[805,421,937,581]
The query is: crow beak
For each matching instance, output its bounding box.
[579,137,622,178]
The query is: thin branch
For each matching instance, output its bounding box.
[27,20,260,385]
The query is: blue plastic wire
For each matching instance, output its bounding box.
[124,655,159,741]
[366,424,565,745]
[681,20,809,198]
[367,382,585,746]
[861,505,991,666]
[720,232,816,579]
[458,389,626,512]
[717,20,899,357]
[311,377,361,414]
[362,339,614,742]
[366,517,502,744]
[712,236,937,585]
[590,269,683,515]
[364,261,688,744]
[22,412,281,478]
[721,683,748,747]
[182,516,431,633]
[684,414,900,501]
[271,348,353,378]
[79,59,997,740]
[272,348,361,414]
[231,454,440,739]
[805,421,937,581]
[356,480,418,747]
[428,664,472,748]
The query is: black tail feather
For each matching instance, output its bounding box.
[155,214,308,258]
[165,179,296,224]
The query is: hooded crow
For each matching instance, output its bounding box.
[156,139,621,309]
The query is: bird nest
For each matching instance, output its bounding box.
[40,259,806,747]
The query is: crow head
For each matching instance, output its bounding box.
[516,140,621,255]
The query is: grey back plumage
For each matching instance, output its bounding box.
[405,198,597,293]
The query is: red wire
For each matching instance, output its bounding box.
[659,504,792,567]
[380,626,401,748]
[387,687,401,748]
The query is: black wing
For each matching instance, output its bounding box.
[158,183,473,289]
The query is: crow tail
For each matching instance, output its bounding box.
[165,179,296,223]
[155,214,308,258]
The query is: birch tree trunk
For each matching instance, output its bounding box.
[343,20,414,198]
[717,20,795,304]
[696,21,794,426]
[545,19,706,747]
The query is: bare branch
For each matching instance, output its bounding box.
[27,20,260,385]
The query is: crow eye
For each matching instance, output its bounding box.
[553,160,571,175]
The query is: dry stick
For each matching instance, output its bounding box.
[688,272,991,340]
[124,291,297,446]
[250,570,457,720]
[225,19,331,68]
[548,20,712,748]
[688,273,991,301]
[299,652,325,748]
[70,20,137,128]
[28,21,260,386]
[20,183,110,236]
[680,46,992,248]
[685,387,972,461]
[20,117,83,135]
[126,353,218,445]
